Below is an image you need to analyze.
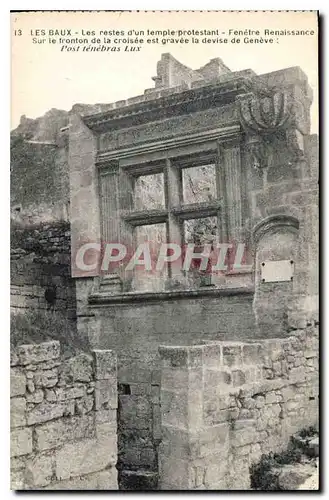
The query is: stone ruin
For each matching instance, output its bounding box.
[11,53,318,490]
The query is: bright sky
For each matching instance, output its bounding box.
[11,11,318,133]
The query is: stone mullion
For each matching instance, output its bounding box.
[99,171,119,246]
[222,143,243,244]
[164,158,184,281]
[216,144,228,244]
[118,169,135,290]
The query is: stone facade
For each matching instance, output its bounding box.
[68,54,318,488]
[10,341,118,490]
[158,323,318,490]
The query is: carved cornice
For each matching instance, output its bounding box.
[83,76,256,134]
[96,125,239,167]
[88,285,255,305]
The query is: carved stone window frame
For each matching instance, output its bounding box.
[97,128,244,292]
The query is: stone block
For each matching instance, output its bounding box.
[232,369,247,387]
[204,369,232,387]
[153,404,162,440]
[151,384,160,403]
[119,470,157,491]
[139,447,157,468]
[242,343,262,365]
[159,346,189,368]
[55,385,86,401]
[95,421,117,439]
[222,344,243,367]
[159,455,193,490]
[11,469,25,490]
[44,389,57,402]
[196,424,229,457]
[265,391,283,404]
[95,379,117,409]
[234,419,256,431]
[55,436,117,480]
[26,401,65,425]
[11,368,26,397]
[75,394,94,415]
[26,389,44,404]
[34,368,58,388]
[95,408,117,424]
[35,414,94,451]
[25,454,53,487]
[231,427,261,448]
[161,368,189,392]
[17,341,60,366]
[93,349,117,380]
[11,428,32,457]
[203,343,222,368]
[11,397,26,428]
[46,468,118,490]
[10,350,19,367]
[11,456,26,471]
[161,390,188,429]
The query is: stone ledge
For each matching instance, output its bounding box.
[88,285,255,305]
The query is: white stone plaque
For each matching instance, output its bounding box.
[261,260,294,283]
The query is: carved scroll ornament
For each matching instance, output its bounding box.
[237,89,304,169]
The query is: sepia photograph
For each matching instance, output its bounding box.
[10,9,319,491]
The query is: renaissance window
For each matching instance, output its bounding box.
[99,144,244,292]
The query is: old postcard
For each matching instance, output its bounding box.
[10,10,319,491]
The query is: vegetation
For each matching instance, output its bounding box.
[250,427,318,490]
[11,310,85,358]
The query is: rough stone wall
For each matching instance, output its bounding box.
[10,341,118,490]
[11,222,76,319]
[77,289,254,489]
[151,53,230,90]
[158,323,319,490]
[248,133,319,335]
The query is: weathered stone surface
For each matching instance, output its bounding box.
[35,414,94,451]
[11,469,25,490]
[34,368,58,388]
[222,344,243,367]
[93,349,117,380]
[11,428,32,457]
[59,353,93,385]
[25,454,54,487]
[120,470,158,491]
[55,436,117,480]
[95,408,117,423]
[10,350,19,367]
[75,394,94,415]
[17,341,60,366]
[55,385,86,401]
[46,468,118,490]
[26,389,44,404]
[11,456,26,471]
[27,401,65,425]
[11,397,26,428]
[95,379,117,410]
[11,368,26,397]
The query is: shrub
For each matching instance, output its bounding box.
[11,310,85,358]
[250,445,303,490]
